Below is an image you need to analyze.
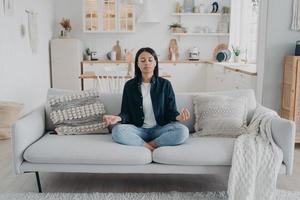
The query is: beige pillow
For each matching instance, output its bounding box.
[192,94,247,137]
[0,101,23,140]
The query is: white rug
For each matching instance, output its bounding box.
[0,190,299,200]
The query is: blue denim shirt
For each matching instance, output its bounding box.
[118,76,180,127]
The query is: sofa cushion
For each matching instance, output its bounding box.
[24,133,152,165]
[45,89,123,132]
[193,94,247,137]
[47,90,108,135]
[152,137,235,165]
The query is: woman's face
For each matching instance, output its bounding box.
[138,51,156,74]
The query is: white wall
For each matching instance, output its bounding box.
[0,0,54,113]
[262,0,299,111]
[53,0,230,60]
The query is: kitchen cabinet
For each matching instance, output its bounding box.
[232,70,256,90]
[280,56,300,143]
[79,61,256,93]
[206,64,225,91]
[118,2,135,32]
[159,63,206,93]
[83,0,135,33]
[206,64,256,92]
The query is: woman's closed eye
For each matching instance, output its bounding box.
[140,58,153,63]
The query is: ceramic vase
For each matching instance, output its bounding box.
[234,55,241,63]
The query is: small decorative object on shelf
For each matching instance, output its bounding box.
[168,38,179,61]
[124,48,134,76]
[215,48,231,62]
[252,0,259,9]
[232,45,241,63]
[124,49,134,62]
[193,6,199,13]
[91,51,98,61]
[211,2,219,13]
[222,6,230,14]
[113,40,123,60]
[175,1,183,13]
[183,0,194,13]
[85,48,92,61]
[60,18,72,38]
[107,51,117,61]
[169,22,186,33]
[188,46,200,60]
[295,41,300,56]
[199,4,205,13]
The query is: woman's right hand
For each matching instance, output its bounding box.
[103,115,122,126]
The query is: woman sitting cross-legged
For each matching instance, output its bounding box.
[103,47,190,151]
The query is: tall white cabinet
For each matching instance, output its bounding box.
[50,39,83,90]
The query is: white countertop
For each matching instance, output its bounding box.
[212,62,257,76]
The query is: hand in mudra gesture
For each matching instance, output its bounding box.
[103,115,121,126]
[176,108,190,122]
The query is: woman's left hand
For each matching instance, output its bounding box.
[176,108,190,121]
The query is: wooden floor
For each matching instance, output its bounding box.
[0,139,299,193]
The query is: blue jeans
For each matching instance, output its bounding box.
[112,122,189,147]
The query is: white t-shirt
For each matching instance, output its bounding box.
[141,82,157,128]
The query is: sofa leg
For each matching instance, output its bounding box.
[35,172,42,193]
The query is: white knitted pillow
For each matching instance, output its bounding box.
[48,90,108,135]
[192,94,247,137]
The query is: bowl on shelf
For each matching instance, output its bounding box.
[216,49,231,62]
[213,43,231,62]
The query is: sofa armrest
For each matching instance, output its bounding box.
[271,117,295,175]
[258,105,295,175]
[11,105,46,174]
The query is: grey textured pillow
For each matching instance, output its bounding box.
[192,94,247,137]
[48,90,108,135]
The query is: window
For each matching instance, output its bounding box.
[229,0,259,63]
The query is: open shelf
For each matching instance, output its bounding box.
[83,30,135,33]
[171,32,230,36]
[172,13,230,16]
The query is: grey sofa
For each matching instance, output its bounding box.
[11,89,295,193]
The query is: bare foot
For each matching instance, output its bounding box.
[144,143,155,151]
[148,140,157,149]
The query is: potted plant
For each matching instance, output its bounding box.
[169,22,185,33]
[231,45,241,63]
[85,48,92,61]
[60,18,72,37]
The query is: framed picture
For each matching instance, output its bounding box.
[4,0,14,16]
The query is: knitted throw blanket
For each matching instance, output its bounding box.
[227,105,283,200]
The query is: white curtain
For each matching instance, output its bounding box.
[229,0,258,63]
[291,0,300,31]
[94,76,127,93]
[229,0,242,51]
[92,65,129,93]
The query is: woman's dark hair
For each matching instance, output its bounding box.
[134,47,159,78]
